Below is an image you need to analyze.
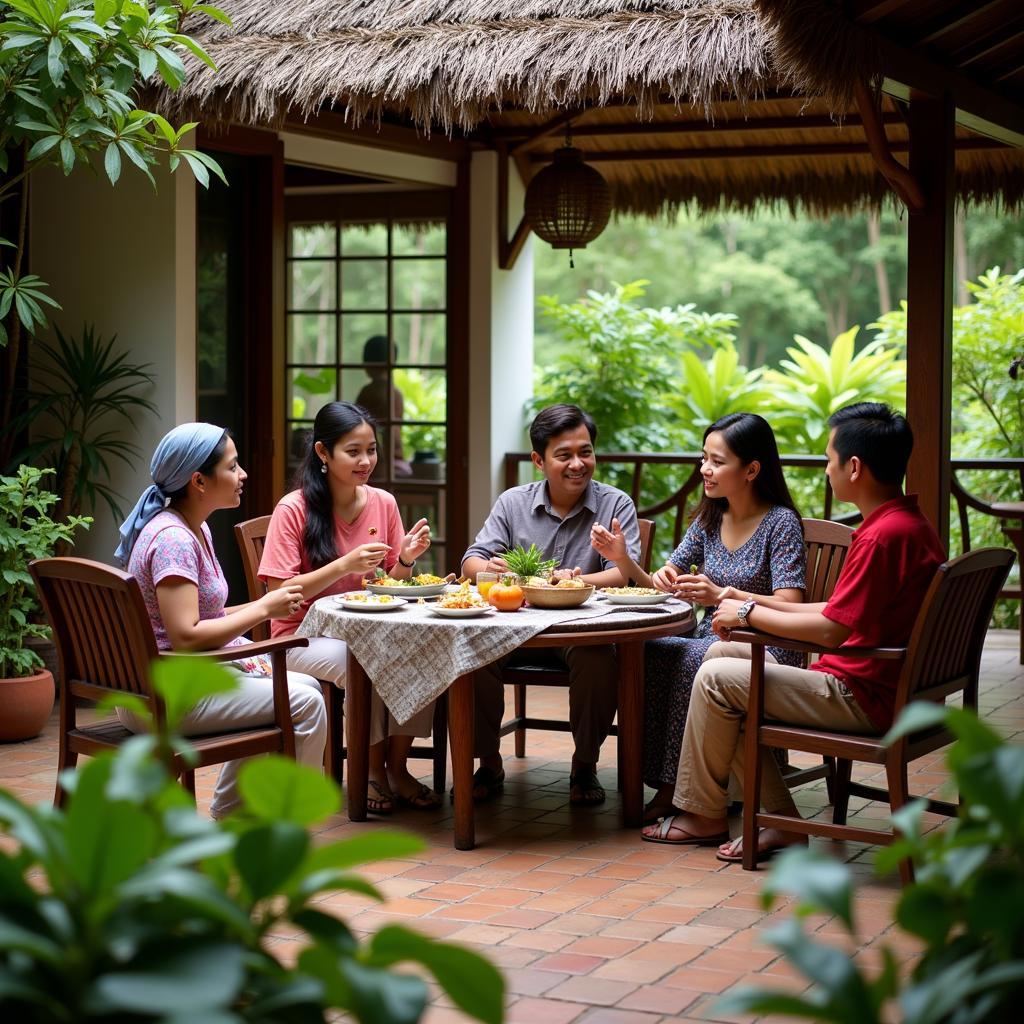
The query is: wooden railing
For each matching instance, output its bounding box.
[503,452,1024,552]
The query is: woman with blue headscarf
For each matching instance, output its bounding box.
[116,423,327,819]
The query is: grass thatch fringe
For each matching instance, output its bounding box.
[167,4,773,132]
[753,0,884,108]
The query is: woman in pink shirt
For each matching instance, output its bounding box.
[259,401,437,813]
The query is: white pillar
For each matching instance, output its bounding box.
[28,163,197,562]
[467,150,535,534]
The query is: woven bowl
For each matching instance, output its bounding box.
[522,584,595,609]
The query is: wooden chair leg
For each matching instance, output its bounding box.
[514,683,526,758]
[885,755,914,886]
[432,694,449,794]
[54,747,77,808]
[181,770,197,797]
[832,758,853,825]
[320,681,345,786]
[823,755,837,803]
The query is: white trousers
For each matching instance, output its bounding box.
[286,636,435,745]
[119,669,328,819]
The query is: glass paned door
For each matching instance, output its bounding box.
[285,200,450,574]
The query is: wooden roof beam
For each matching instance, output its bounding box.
[855,79,924,213]
[909,1,1011,49]
[851,0,916,26]
[526,138,1005,163]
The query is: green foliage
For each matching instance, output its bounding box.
[5,323,157,521]
[0,657,505,1023]
[761,327,908,453]
[0,0,229,346]
[716,703,1024,1024]
[394,367,446,457]
[0,464,89,677]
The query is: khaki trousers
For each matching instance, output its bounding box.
[474,644,618,763]
[287,636,435,745]
[673,642,876,817]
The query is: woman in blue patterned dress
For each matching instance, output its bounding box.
[639,414,806,823]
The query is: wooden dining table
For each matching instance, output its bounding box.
[342,602,695,850]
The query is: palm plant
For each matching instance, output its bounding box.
[7,324,157,524]
[762,326,907,452]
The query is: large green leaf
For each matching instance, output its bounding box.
[235,822,309,902]
[761,848,855,929]
[237,756,340,826]
[151,656,239,732]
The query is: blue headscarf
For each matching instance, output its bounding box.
[115,422,227,567]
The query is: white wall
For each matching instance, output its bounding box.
[28,162,196,563]
[467,150,535,534]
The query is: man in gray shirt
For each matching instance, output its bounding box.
[461,404,641,807]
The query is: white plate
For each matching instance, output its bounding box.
[428,604,495,619]
[364,581,449,598]
[333,593,408,612]
[600,590,672,605]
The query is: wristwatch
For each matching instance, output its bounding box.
[736,599,756,628]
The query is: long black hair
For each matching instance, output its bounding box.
[692,413,800,533]
[298,401,377,569]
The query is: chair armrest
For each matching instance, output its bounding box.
[727,628,905,661]
[159,636,310,662]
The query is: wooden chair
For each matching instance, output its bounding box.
[733,547,1013,885]
[499,518,656,758]
[235,515,449,793]
[780,518,855,795]
[30,556,307,808]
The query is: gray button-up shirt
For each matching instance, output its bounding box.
[462,479,640,574]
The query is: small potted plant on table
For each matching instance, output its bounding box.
[0,465,90,741]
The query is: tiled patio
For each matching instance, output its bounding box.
[2,631,1021,1023]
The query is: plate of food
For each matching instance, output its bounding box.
[333,592,408,612]
[600,586,673,605]
[427,583,494,618]
[363,572,453,598]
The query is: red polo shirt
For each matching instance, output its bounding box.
[813,495,945,730]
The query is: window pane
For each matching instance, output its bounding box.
[393,221,445,256]
[393,258,445,310]
[289,222,335,257]
[341,223,387,257]
[341,313,388,364]
[289,260,335,311]
[394,367,446,425]
[341,259,387,310]
[289,367,337,421]
[288,313,336,364]
[403,426,447,479]
[286,421,314,465]
[393,313,445,365]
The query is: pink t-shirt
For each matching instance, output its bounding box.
[258,487,405,638]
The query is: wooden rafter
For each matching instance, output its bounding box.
[497,140,531,271]
[855,79,925,213]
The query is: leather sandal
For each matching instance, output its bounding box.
[449,765,505,803]
[394,783,442,811]
[569,768,606,807]
[366,779,394,816]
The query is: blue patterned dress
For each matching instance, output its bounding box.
[643,505,807,786]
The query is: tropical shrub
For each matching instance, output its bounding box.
[716,702,1024,1024]
[0,656,504,1023]
[0,464,89,677]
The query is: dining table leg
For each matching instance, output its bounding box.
[448,672,475,850]
[345,649,370,822]
[617,639,644,828]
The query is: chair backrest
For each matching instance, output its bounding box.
[896,547,1013,714]
[235,514,273,642]
[638,518,655,573]
[802,518,855,603]
[29,557,159,705]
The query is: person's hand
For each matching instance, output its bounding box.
[711,598,745,640]
[652,563,680,593]
[260,583,305,620]
[480,556,510,575]
[674,573,726,605]
[550,566,582,581]
[400,518,431,564]
[342,543,392,576]
[590,518,628,562]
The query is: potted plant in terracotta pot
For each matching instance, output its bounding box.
[0,465,90,742]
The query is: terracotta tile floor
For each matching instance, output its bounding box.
[2,631,1021,1023]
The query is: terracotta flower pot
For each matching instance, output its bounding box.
[0,670,55,742]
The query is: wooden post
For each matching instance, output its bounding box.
[905,93,955,550]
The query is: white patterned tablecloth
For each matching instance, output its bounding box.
[296,595,691,725]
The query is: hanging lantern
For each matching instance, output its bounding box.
[524,145,611,267]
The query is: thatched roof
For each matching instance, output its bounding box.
[166,0,1024,215]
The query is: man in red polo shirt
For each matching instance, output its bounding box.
[641,403,945,860]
